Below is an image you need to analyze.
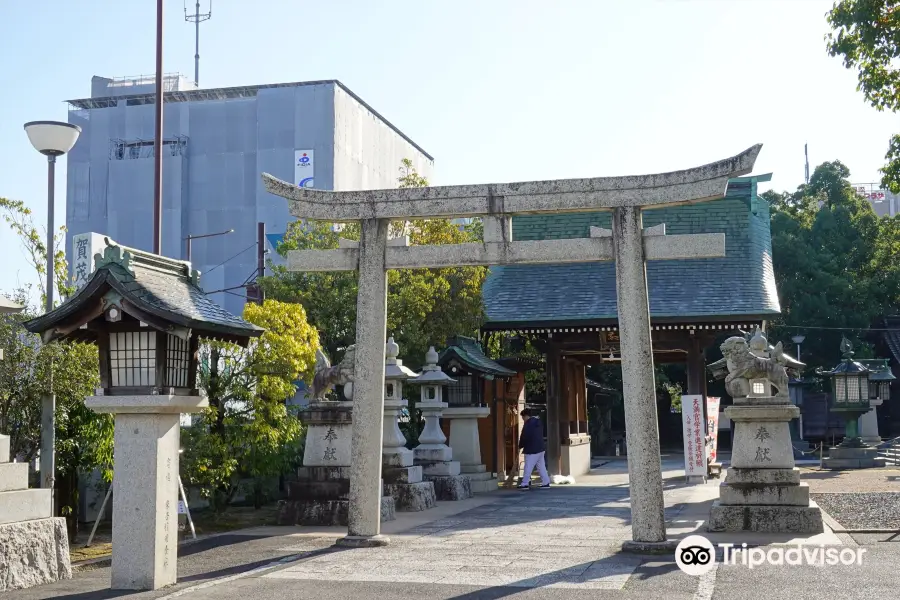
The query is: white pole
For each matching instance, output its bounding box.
[85,484,113,547]
[178,476,196,540]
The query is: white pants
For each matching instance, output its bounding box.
[521,451,550,487]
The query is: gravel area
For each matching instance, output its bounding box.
[810,492,900,530]
[799,466,900,493]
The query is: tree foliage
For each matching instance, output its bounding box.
[260,160,487,373]
[826,1,900,191]
[765,160,900,370]
[180,299,319,511]
[1,196,111,540]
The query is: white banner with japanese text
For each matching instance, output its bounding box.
[705,396,721,465]
[681,394,707,478]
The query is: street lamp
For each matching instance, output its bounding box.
[23,120,81,495]
[184,229,233,263]
[791,334,805,361]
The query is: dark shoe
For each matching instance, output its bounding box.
[517,486,531,491]
[539,484,551,488]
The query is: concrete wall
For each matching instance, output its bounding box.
[66,80,432,316]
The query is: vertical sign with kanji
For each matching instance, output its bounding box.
[681,394,707,478]
[705,396,721,464]
[71,232,106,291]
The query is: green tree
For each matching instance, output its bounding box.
[765,160,900,371]
[826,1,900,191]
[180,299,319,511]
[260,159,487,372]
[1,198,111,541]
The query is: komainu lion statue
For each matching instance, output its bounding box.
[720,336,790,399]
[310,346,355,401]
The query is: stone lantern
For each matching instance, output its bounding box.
[412,347,455,457]
[858,359,894,446]
[821,338,885,468]
[382,337,418,468]
[24,240,263,590]
[380,338,437,512]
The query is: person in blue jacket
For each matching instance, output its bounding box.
[518,408,551,489]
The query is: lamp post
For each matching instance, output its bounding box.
[184,229,233,263]
[23,120,81,494]
[791,334,805,362]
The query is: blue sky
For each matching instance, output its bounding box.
[1,0,896,299]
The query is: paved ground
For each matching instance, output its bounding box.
[8,458,900,600]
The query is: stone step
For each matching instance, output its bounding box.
[0,463,29,492]
[464,471,495,482]
[383,465,423,484]
[0,434,9,463]
[469,478,498,494]
[0,489,52,525]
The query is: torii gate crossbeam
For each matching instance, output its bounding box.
[263,144,762,551]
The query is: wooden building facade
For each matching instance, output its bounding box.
[479,174,782,477]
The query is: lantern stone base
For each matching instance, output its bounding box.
[823,446,886,469]
[383,482,436,511]
[85,395,206,590]
[708,501,824,533]
[461,466,497,494]
[426,474,472,501]
[414,447,453,463]
[382,465,437,511]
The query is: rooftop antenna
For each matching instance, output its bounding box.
[184,1,212,88]
[804,143,810,184]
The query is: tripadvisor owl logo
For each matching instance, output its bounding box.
[675,535,716,576]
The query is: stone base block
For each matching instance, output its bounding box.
[465,472,498,494]
[725,467,801,486]
[285,479,349,502]
[421,461,461,476]
[561,440,592,477]
[621,539,678,554]
[426,475,472,501]
[824,446,885,469]
[296,466,352,481]
[277,497,396,526]
[823,457,886,469]
[382,465,423,484]
[0,518,71,592]
[0,462,29,492]
[414,447,453,463]
[383,448,414,468]
[384,481,436,511]
[707,501,823,533]
[461,464,486,474]
[718,482,810,506]
[0,489,51,525]
[336,534,390,548]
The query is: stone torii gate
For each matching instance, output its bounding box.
[263,144,761,550]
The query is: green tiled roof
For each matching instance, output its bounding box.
[482,176,780,328]
[439,335,516,378]
[25,241,263,342]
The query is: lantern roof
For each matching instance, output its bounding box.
[23,239,264,345]
[858,359,896,382]
[438,335,516,379]
[412,346,456,385]
[821,337,869,377]
[384,336,418,380]
[0,296,24,314]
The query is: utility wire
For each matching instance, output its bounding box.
[203,243,257,276]
[775,324,900,332]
